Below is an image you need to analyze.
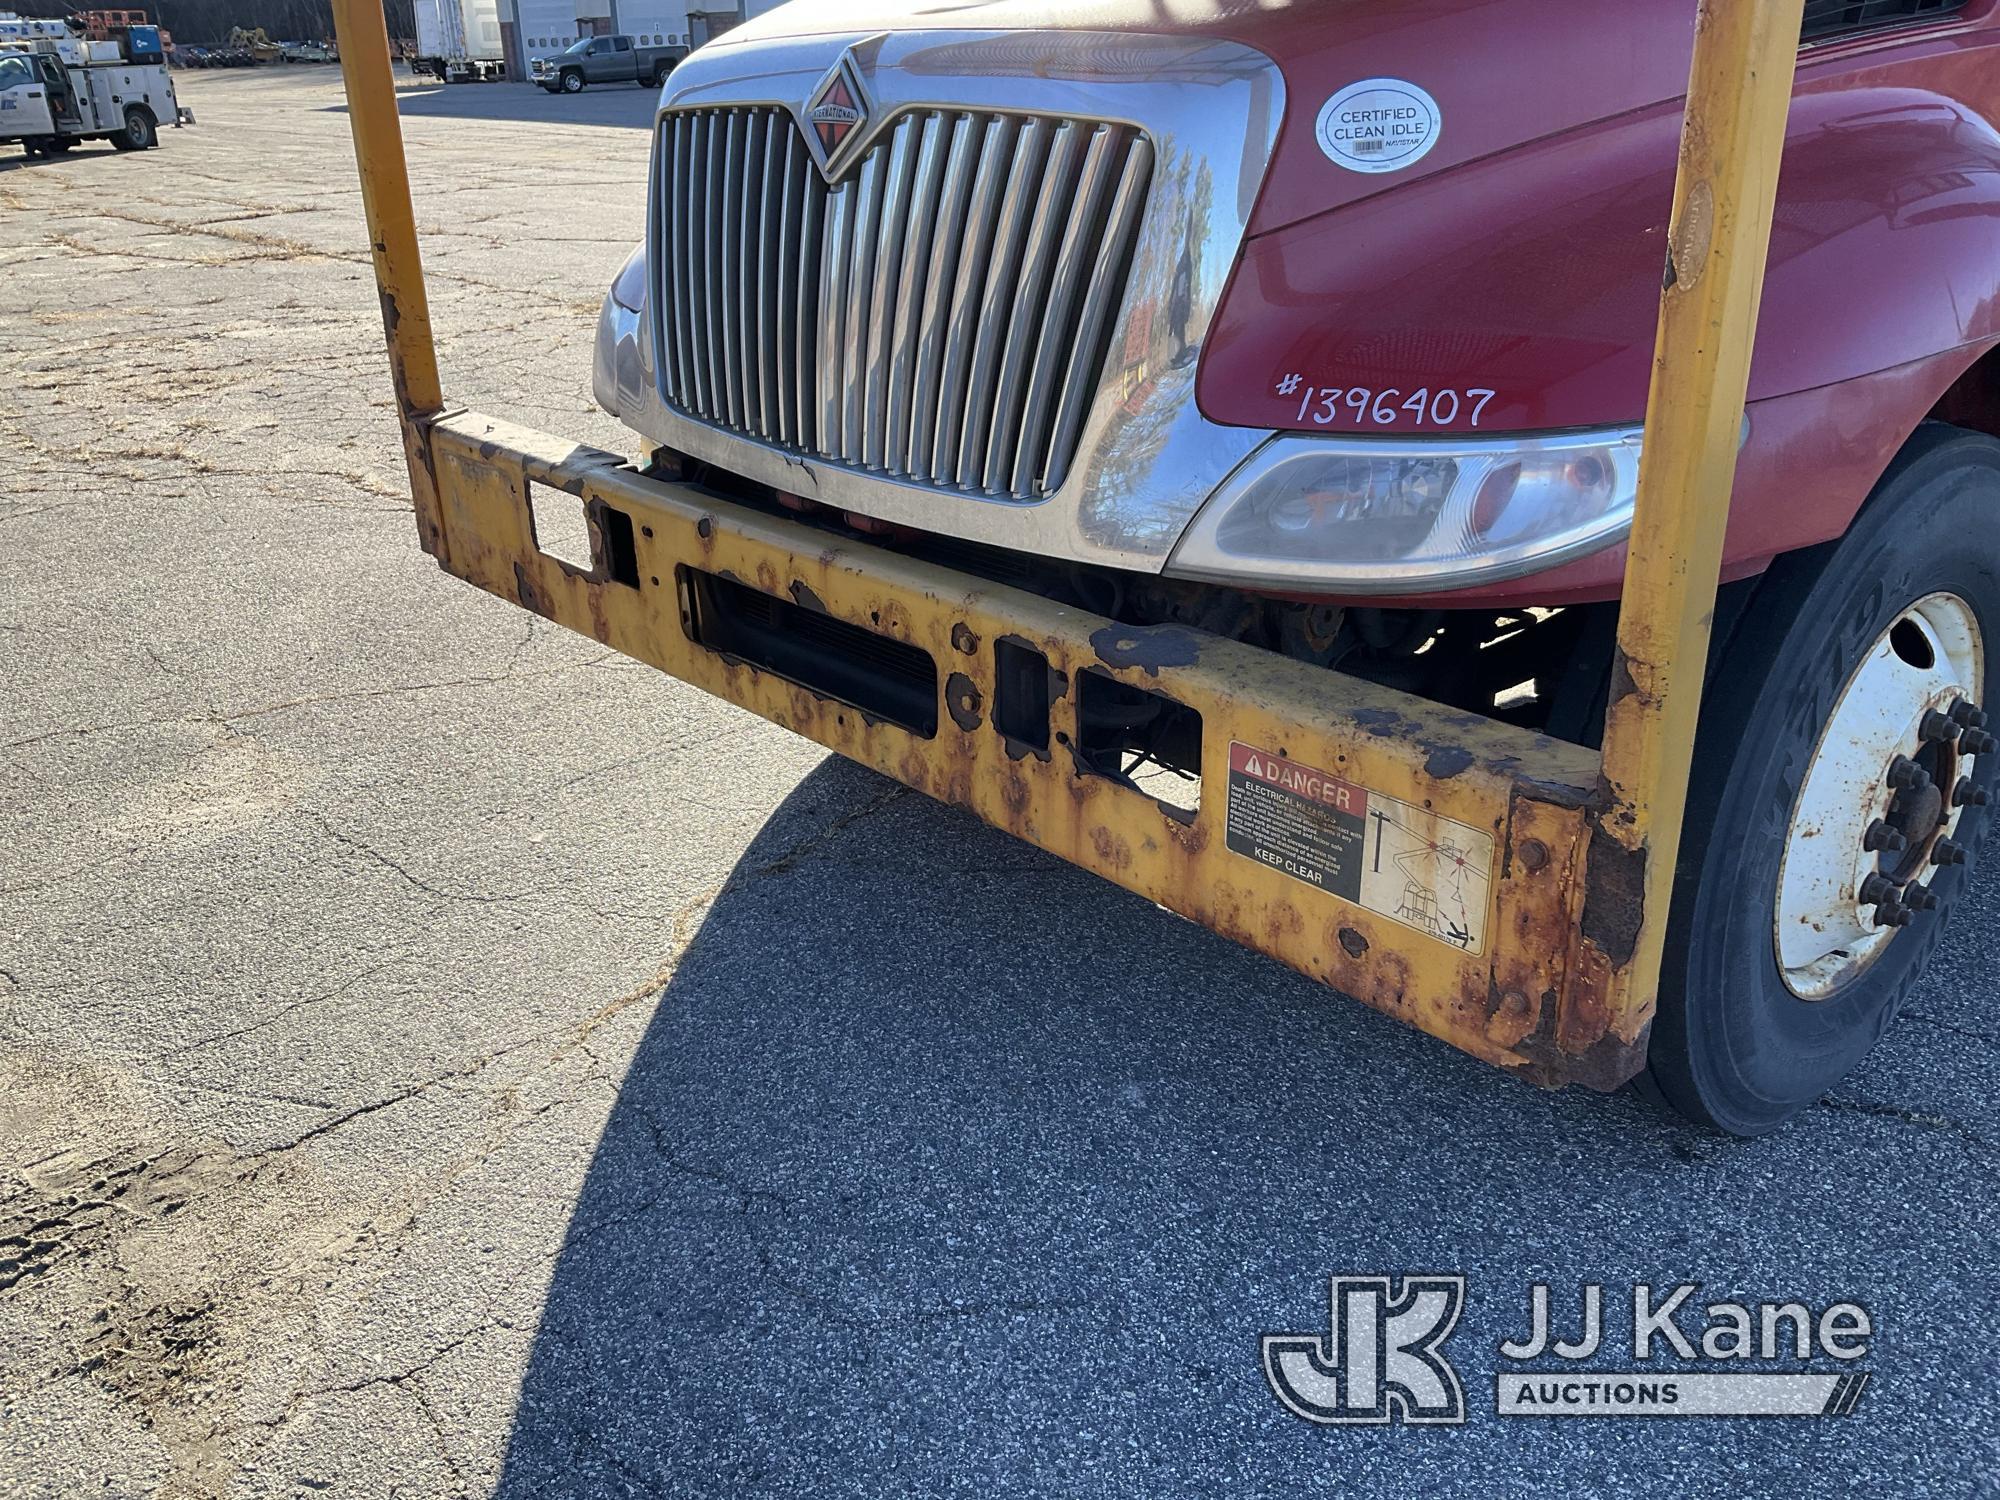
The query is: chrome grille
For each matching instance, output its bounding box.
[655,106,1153,500]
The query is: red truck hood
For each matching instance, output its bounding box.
[715,0,1700,236]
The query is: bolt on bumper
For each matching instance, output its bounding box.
[419,409,1655,1091]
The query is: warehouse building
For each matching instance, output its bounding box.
[499,0,783,81]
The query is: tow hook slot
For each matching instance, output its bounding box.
[993,637,1055,756]
[677,566,939,737]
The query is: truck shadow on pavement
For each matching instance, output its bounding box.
[325,78,659,131]
[492,754,1993,1497]
[0,144,126,172]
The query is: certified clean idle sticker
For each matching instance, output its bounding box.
[1315,77,1442,175]
[1224,742,1493,953]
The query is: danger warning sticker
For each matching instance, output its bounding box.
[1224,741,1494,954]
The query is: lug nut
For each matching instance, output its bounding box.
[1873,898,1914,928]
[1864,820,1909,853]
[1961,728,1997,756]
[1887,755,1931,791]
[1932,838,1969,867]
[1949,699,1989,730]
[1953,777,1990,808]
[1905,883,1942,911]
[1920,709,1960,743]
[1859,872,1899,905]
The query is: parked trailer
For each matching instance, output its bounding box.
[329,0,2000,1135]
[412,0,501,82]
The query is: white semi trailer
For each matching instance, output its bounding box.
[413,0,504,81]
[0,21,190,157]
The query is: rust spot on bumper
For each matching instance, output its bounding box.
[945,672,984,734]
[1483,988,1538,1050]
[1523,1015,1652,1093]
[1608,646,1644,708]
[1089,825,1134,871]
[1581,826,1646,967]
[512,560,553,619]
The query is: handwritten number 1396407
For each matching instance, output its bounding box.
[1275,374,1497,429]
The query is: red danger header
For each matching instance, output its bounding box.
[1229,742,1368,817]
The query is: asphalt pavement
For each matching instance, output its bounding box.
[1,66,1994,1500]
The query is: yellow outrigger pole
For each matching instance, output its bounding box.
[1602,1,1806,1035]
[329,0,448,559]
[326,0,1805,1090]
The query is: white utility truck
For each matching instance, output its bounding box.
[0,18,190,156]
[411,0,503,82]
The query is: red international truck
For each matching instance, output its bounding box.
[331,0,2000,1134]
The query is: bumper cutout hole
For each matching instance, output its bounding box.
[529,480,593,571]
[528,481,639,588]
[1076,668,1202,821]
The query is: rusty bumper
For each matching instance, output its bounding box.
[421,409,1649,1090]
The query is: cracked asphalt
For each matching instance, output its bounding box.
[2,67,1996,1500]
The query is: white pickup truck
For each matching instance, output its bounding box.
[0,25,189,157]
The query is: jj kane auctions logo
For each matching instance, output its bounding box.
[1263,1277,1873,1423]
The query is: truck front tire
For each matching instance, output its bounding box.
[112,107,156,151]
[560,69,583,93]
[1649,424,2000,1134]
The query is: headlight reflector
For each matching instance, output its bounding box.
[1170,426,1644,593]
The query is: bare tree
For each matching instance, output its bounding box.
[6,0,415,47]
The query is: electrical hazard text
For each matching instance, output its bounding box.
[1224,741,1495,954]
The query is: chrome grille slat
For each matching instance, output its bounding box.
[907,113,980,479]
[757,120,784,440]
[660,114,684,406]
[654,104,1150,501]
[1042,136,1152,495]
[930,115,1016,485]
[719,111,742,430]
[1014,124,1123,496]
[839,147,886,464]
[983,120,1084,494]
[885,113,949,477]
[956,116,1052,491]
[863,115,921,472]
[772,125,799,445]
[795,160,824,453]
[679,113,708,416]
[678,111,696,410]
[818,176,852,453]
[702,114,726,421]
[740,110,767,437]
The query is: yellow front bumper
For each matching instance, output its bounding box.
[417,410,1650,1091]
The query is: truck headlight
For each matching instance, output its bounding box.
[1168,426,1645,593]
[610,243,646,312]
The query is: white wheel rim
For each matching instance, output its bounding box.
[1774,592,1984,998]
